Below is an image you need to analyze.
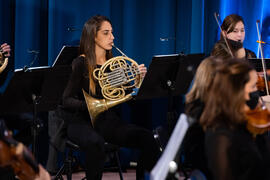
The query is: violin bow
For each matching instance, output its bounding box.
[256,20,269,95]
[214,12,234,58]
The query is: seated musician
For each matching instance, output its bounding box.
[182,56,223,177]
[60,15,160,180]
[0,118,50,180]
[0,43,50,180]
[211,14,256,60]
[201,59,270,180]
[0,43,33,147]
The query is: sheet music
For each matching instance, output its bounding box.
[14,66,50,72]
[52,45,79,67]
[154,54,179,58]
[52,45,66,67]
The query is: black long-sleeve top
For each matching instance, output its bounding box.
[211,39,256,60]
[62,56,104,122]
[182,99,209,176]
[62,56,88,111]
[63,55,106,107]
[205,123,270,180]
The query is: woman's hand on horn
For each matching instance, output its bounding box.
[1,43,11,57]
[138,64,147,78]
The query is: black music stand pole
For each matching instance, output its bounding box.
[32,94,41,158]
[134,54,184,150]
[0,67,46,159]
[0,65,71,160]
[135,53,204,148]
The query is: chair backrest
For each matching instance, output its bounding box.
[150,113,190,180]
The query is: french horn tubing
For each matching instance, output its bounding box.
[83,44,143,124]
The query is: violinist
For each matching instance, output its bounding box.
[200,59,270,180]
[0,43,50,180]
[0,118,50,180]
[211,14,256,60]
[182,56,223,177]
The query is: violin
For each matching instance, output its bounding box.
[245,105,270,137]
[256,20,270,95]
[0,121,39,180]
[213,15,270,136]
[257,70,270,91]
[245,20,270,137]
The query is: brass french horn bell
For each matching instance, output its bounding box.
[83,45,143,125]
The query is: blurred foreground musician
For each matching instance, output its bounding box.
[0,119,50,180]
[0,43,33,146]
[182,56,223,177]
[0,43,50,180]
[201,59,270,180]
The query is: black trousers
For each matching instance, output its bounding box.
[67,109,160,180]
[67,120,105,180]
[95,109,160,179]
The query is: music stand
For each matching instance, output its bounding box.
[135,53,204,135]
[150,114,194,180]
[248,58,270,71]
[52,45,79,67]
[0,66,71,159]
[136,53,204,100]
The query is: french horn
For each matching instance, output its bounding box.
[83,44,143,124]
[0,49,8,74]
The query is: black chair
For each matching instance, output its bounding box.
[53,140,124,180]
[103,142,124,180]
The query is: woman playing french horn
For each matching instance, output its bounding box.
[62,15,160,180]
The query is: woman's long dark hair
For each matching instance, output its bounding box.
[79,15,113,95]
[200,59,254,130]
[221,14,245,37]
[211,14,245,60]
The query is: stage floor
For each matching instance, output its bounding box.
[52,169,136,180]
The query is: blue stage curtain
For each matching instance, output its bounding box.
[218,0,270,57]
[1,0,270,167]
[2,0,270,68]
[1,0,270,132]
[14,0,48,68]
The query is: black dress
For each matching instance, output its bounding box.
[62,56,160,180]
[182,99,210,177]
[211,39,257,59]
[205,123,270,180]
